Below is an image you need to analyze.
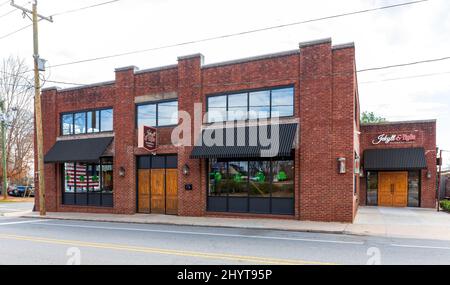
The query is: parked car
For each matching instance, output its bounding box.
[8,185,33,197]
[0,185,15,196]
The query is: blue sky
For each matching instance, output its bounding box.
[0,0,449,168]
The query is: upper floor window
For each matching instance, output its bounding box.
[61,108,113,136]
[207,86,294,123]
[136,100,178,128]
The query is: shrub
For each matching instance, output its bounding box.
[440,200,450,212]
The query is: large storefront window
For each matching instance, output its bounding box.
[408,171,420,207]
[207,156,295,215]
[62,158,113,207]
[366,171,378,206]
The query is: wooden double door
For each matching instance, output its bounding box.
[378,172,408,207]
[137,156,178,215]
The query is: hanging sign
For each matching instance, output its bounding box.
[138,125,158,151]
[371,133,416,145]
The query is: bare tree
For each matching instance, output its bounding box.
[0,56,34,189]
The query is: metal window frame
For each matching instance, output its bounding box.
[59,107,113,136]
[206,154,295,215]
[61,158,114,208]
[206,85,295,123]
[135,99,178,128]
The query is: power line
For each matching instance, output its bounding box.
[50,0,122,17]
[0,23,32,40]
[357,56,450,72]
[0,9,15,19]
[0,0,122,40]
[47,0,429,69]
[359,70,450,84]
[0,0,10,8]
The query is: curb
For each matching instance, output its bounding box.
[20,214,350,236]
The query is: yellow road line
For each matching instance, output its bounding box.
[0,233,336,265]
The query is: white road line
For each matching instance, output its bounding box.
[34,221,364,245]
[391,244,450,250]
[0,219,47,226]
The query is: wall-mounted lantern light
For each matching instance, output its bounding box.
[119,166,126,177]
[337,157,346,174]
[426,170,432,179]
[182,164,190,176]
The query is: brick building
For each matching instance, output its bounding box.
[360,120,437,208]
[37,38,437,223]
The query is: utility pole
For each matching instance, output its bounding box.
[437,149,442,212]
[10,0,53,215]
[437,149,449,212]
[1,101,7,200]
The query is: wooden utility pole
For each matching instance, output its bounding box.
[10,0,53,215]
[1,100,7,200]
[437,149,442,212]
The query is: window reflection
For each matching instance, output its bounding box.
[87,110,100,133]
[208,160,228,196]
[408,171,420,207]
[271,160,294,198]
[366,171,378,206]
[228,161,249,197]
[62,114,73,135]
[74,112,86,134]
[249,161,271,197]
[61,108,113,135]
[137,100,178,127]
[207,157,295,213]
[158,101,178,126]
[271,88,294,117]
[228,93,248,121]
[100,109,113,131]
[62,158,114,207]
[208,96,227,122]
[207,87,294,123]
[249,90,270,119]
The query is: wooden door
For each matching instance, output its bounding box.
[137,169,150,213]
[378,172,393,206]
[378,172,408,207]
[151,169,165,214]
[392,172,408,207]
[165,169,178,215]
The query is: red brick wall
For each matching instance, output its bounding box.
[359,121,437,208]
[38,38,359,222]
[298,41,358,222]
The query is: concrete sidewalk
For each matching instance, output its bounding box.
[0,201,33,217]
[21,206,450,241]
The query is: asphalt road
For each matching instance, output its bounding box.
[0,216,449,265]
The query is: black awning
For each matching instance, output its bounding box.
[190,123,297,159]
[363,147,427,171]
[44,137,113,163]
